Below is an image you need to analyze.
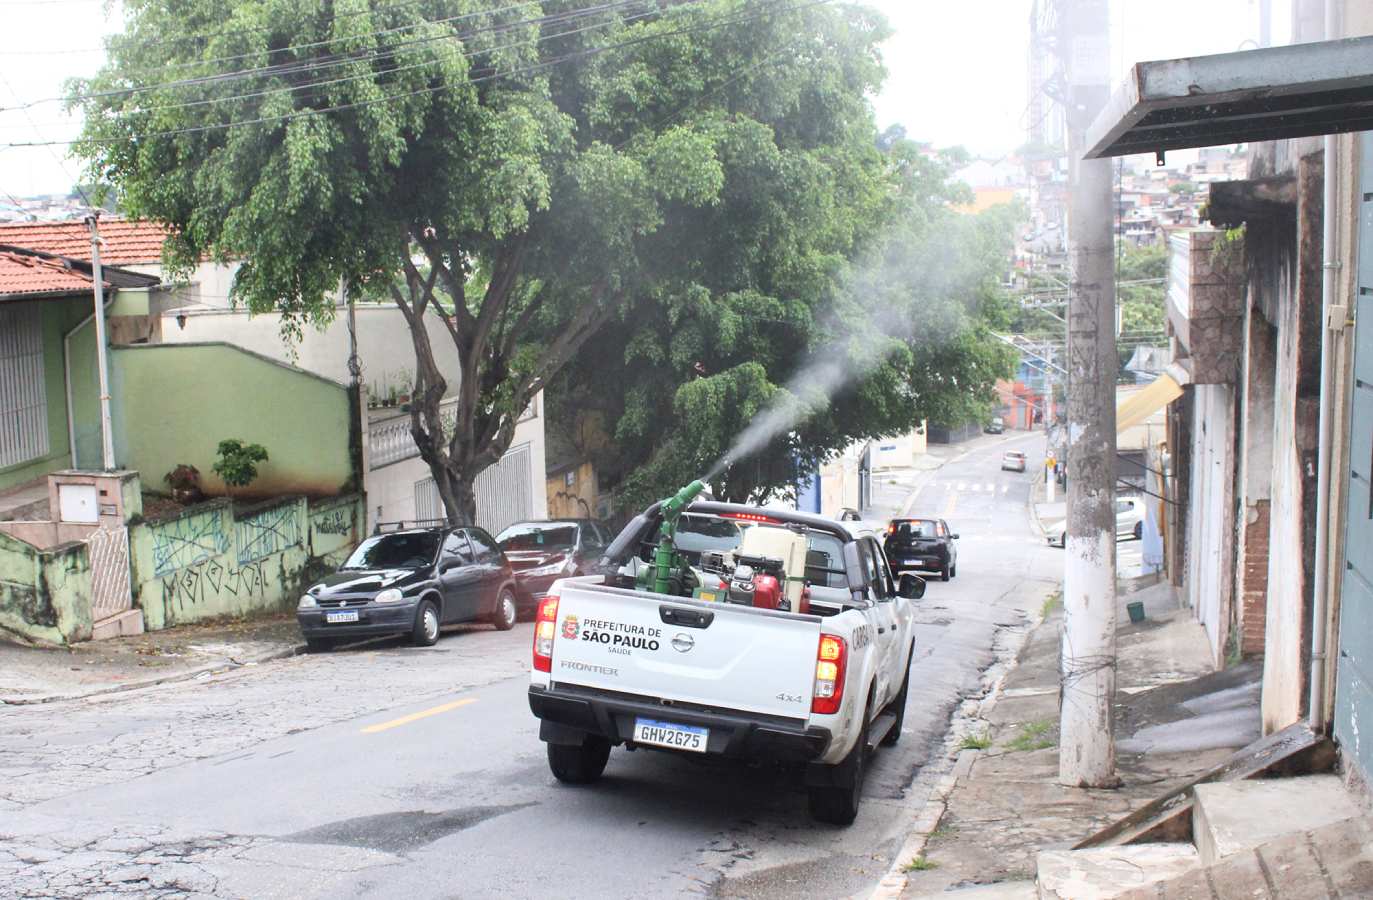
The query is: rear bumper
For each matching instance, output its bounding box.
[528,685,831,763]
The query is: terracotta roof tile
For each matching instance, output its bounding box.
[0,251,104,298]
[0,218,172,266]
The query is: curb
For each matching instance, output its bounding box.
[869,590,1057,899]
[0,642,306,706]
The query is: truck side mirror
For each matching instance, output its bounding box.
[898,574,926,600]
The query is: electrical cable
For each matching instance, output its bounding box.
[3,0,832,149]
[0,0,531,56]
[79,3,667,121]
[5,0,650,111]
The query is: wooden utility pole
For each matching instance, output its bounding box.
[1059,0,1118,788]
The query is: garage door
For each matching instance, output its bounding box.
[414,443,533,533]
[0,304,49,469]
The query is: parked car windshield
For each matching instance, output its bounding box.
[342,533,441,570]
[497,523,578,552]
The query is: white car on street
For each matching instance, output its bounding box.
[528,501,923,825]
[1046,496,1145,547]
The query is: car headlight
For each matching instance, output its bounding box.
[374,588,404,604]
[298,594,318,609]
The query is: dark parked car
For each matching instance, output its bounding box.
[884,517,959,581]
[495,519,612,613]
[296,525,519,651]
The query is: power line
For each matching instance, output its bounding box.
[0,71,91,207]
[0,0,531,56]
[2,0,833,149]
[5,0,645,111]
[72,3,666,122]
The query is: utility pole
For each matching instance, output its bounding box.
[1059,0,1118,788]
[86,213,116,472]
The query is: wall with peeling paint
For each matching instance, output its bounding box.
[0,530,94,645]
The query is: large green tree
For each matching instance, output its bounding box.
[73,0,889,523]
[553,140,1020,508]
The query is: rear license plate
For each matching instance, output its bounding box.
[326,610,359,624]
[633,718,708,752]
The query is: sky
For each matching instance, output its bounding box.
[0,0,1289,199]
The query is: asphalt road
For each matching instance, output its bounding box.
[0,432,1061,900]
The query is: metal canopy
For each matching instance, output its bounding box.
[1085,36,1373,159]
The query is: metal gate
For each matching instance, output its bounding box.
[0,303,49,469]
[1336,134,1373,778]
[414,443,533,533]
[87,526,133,622]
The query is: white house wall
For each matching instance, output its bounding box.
[364,402,547,534]
[1186,383,1236,665]
[157,304,461,397]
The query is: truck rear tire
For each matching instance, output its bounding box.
[808,712,867,826]
[547,738,611,784]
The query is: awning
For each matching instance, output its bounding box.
[1085,35,1373,159]
[1117,366,1189,433]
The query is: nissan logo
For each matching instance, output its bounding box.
[671,633,695,653]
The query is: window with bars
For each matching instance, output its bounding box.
[0,305,49,469]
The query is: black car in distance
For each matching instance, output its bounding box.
[884,517,959,582]
[296,524,520,651]
[495,519,611,614]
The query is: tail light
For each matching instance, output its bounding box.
[532,595,560,673]
[812,634,847,714]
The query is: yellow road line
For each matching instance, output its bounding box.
[942,487,959,519]
[361,698,477,734]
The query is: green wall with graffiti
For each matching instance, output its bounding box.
[131,494,364,631]
[109,343,355,499]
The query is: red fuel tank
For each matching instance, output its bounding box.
[750,575,810,614]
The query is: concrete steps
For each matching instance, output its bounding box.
[1034,774,1370,898]
[1112,816,1373,899]
[1192,774,1360,865]
[91,608,144,641]
[1036,843,1200,899]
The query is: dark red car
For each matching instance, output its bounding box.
[495,519,613,615]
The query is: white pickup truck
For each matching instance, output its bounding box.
[527,501,925,825]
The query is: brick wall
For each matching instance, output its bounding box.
[1239,500,1271,656]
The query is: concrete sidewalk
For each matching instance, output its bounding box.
[885,578,1249,898]
[0,614,305,705]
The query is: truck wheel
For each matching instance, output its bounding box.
[940,565,950,582]
[882,665,910,747]
[808,712,867,826]
[547,738,611,784]
[305,637,333,654]
[411,599,441,647]
[489,587,517,632]
[1133,521,1143,541]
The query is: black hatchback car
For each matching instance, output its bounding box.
[296,525,520,651]
[884,517,959,581]
[495,519,612,614]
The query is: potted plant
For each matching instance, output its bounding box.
[163,464,203,504]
